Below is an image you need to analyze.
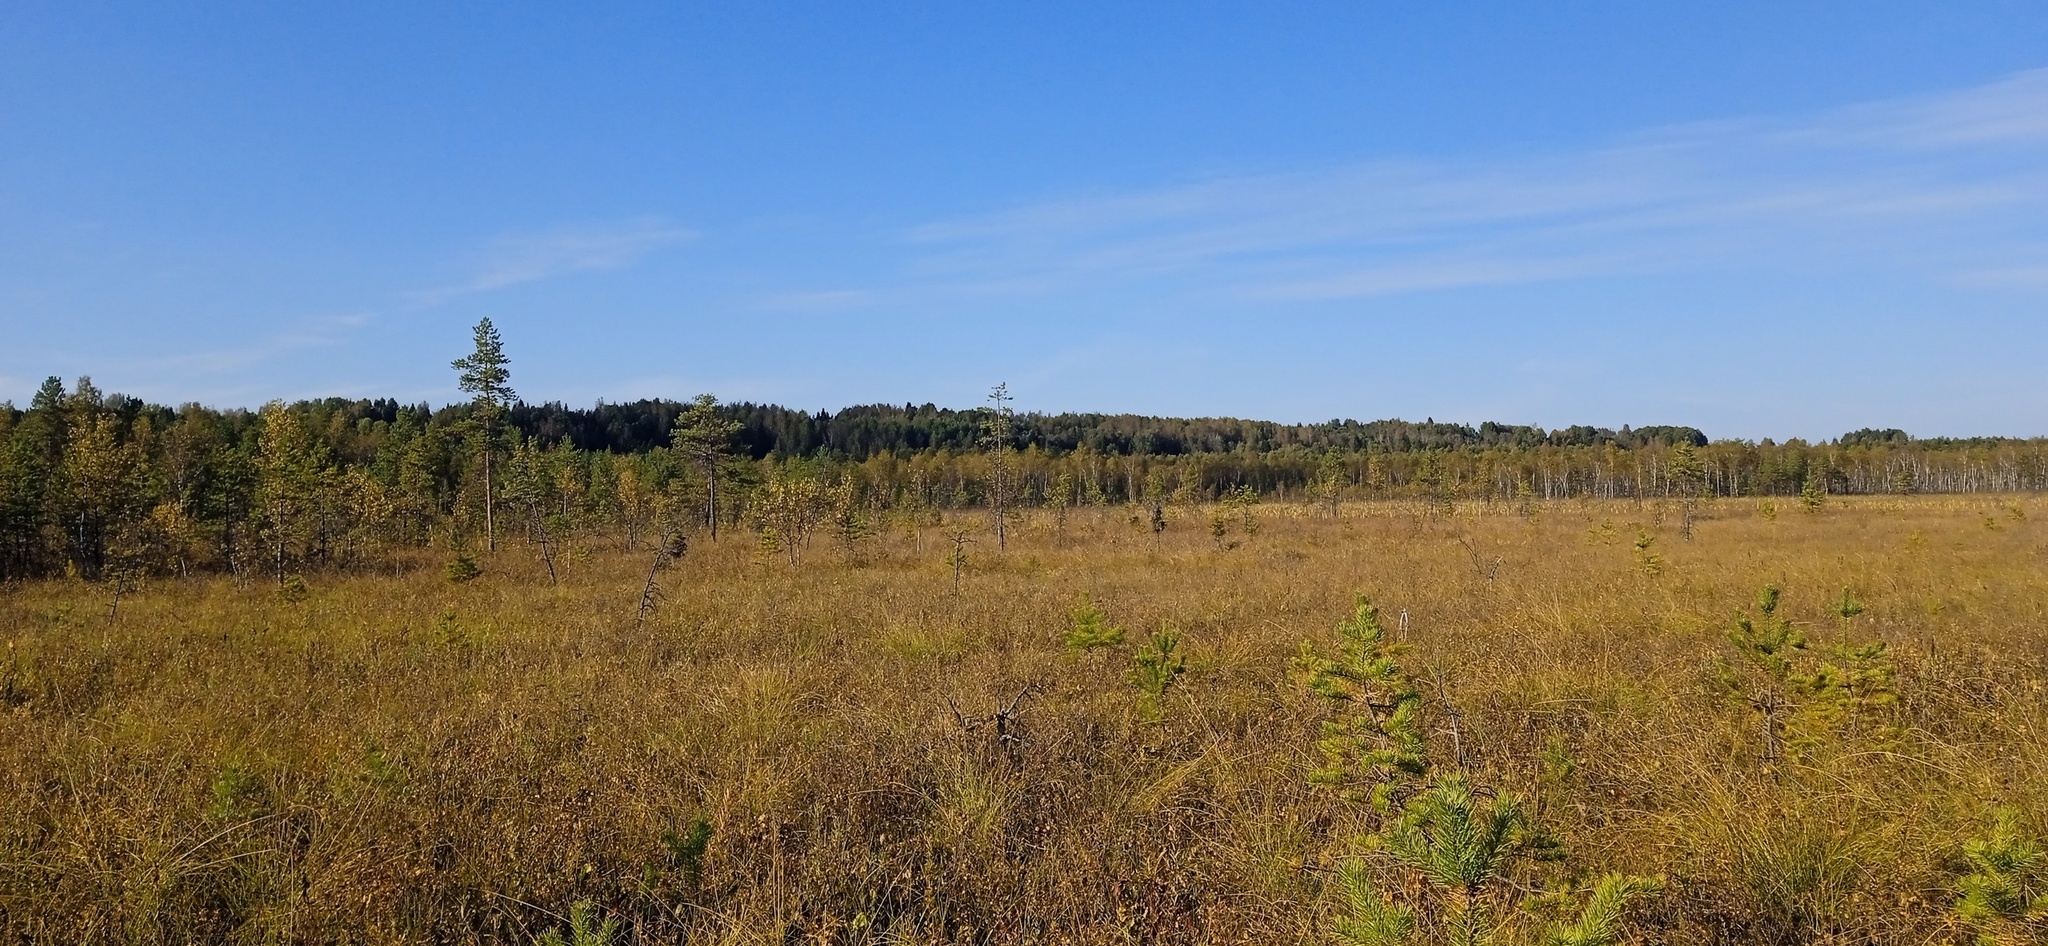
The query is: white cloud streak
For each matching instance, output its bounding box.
[831,68,2048,308]
[754,288,878,312]
[412,218,693,304]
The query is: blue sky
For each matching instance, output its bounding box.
[3,2,2045,439]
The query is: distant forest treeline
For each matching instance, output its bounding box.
[3,374,2044,581]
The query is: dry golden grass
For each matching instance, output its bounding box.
[3,495,2045,944]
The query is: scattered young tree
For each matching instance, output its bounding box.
[451,317,516,552]
[635,529,688,627]
[1295,598,1427,808]
[254,402,328,586]
[671,394,739,540]
[1,348,2043,587]
[1799,465,1829,511]
[1716,585,1897,762]
[1668,441,1707,539]
[1953,808,2046,945]
[1314,452,1346,519]
[536,902,620,946]
[1048,469,1075,532]
[505,438,560,583]
[980,382,1015,551]
[1062,598,1126,653]
[1304,599,1659,946]
[947,529,973,599]
[1127,626,1187,723]
[756,465,829,566]
[829,478,872,558]
[58,413,143,579]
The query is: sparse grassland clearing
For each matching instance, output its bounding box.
[3,495,2045,944]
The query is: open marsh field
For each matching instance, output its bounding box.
[3,496,2045,944]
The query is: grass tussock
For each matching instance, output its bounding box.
[1,495,2045,944]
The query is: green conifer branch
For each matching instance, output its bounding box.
[1953,808,2047,945]
[1547,873,1663,946]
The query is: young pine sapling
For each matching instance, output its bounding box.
[1952,807,2046,946]
[1127,627,1187,723]
[1063,599,1126,654]
[1293,598,1427,810]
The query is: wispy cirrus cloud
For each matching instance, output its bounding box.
[794,68,2048,310]
[411,217,694,304]
[1961,262,2048,289]
[754,288,879,312]
[134,324,350,375]
[4,311,382,407]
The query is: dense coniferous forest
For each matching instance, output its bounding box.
[3,364,2044,581]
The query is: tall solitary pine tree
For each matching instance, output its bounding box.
[452,318,515,552]
[671,394,739,540]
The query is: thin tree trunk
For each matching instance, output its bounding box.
[707,461,719,540]
[484,450,496,553]
[274,501,287,586]
[531,503,557,585]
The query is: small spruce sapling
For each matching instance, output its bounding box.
[1335,778,1660,946]
[1378,774,1527,945]
[1548,874,1668,946]
[207,759,263,823]
[1063,599,1126,653]
[1716,585,1897,761]
[1632,530,1662,576]
[1952,808,2047,945]
[444,553,480,583]
[536,902,620,946]
[1800,469,1828,511]
[1127,627,1186,723]
[1296,599,1428,809]
[645,815,715,893]
[754,526,782,565]
[1835,587,1864,622]
[1303,599,1660,946]
[445,530,481,583]
[1333,863,1416,946]
[432,610,466,647]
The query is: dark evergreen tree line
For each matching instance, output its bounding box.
[3,374,2043,581]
